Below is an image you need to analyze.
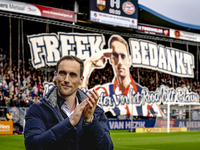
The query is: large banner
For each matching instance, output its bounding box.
[28,33,199,117]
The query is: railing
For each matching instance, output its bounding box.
[0,106,29,130]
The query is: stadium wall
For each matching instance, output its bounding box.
[106,119,200,130]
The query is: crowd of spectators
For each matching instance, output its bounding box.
[0,53,200,109]
[0,51,54,108]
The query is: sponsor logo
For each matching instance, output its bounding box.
[94,13,97,17]
[107,120,148,130]
[138,25,163,35]
[27,7,37,12]
[97,0,106,11]
[174,30,181,39]
[122,2,135,15]
[171,29,199,42]
[163,29,169,36]
[0,124,10,130]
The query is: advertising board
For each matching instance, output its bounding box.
[0,0,75,22]
[0,121,13,135]
[90,0,138,29]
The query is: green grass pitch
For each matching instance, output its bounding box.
[0,134,25,150]
[110,130,200,150]
[0,131,200,150]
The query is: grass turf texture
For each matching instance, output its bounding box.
[110,130,200,150]
[1,131,200,150]
[0,135,25,150]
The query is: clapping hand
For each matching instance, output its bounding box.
[69,89,99,126]
[84,89,99,122]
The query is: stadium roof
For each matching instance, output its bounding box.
[12,0,200,34]
[138,0,200,31]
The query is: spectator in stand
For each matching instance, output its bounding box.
[13,78,18,87]
[38,88,43,97]
[0,92,2,107]
[26,74,31,83]
[17,72,21,86]
[32,95,38,104]
[14,86,19,95]
[23,96,28,107]
[27,82,32,93]
[3,78,6,87]
[4,96,10,106]
[0,85,4,96]
[6,110,13,121]
[32,76,38,87]
[22,77,28,89]
[10,73,15,81]
[25,87,30,97]
[13,94,19,107]
[5,70,10,84]
[27,94,33,106]
[0,89,5,103]
[9,80,14,95]
[20,86,25,93]
[32,84,38,95]
[22,90,27,100]
[8,94,13,106]
[38,93,43,101]
[38,80,42,90]
[31,88,35,99]
[0,74,2,83]
[19,93,24,107]
[14,71,18,79]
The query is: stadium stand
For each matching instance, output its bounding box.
[0,46,199,112]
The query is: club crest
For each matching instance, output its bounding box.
[97,0,106,11]
[122,1,135,15]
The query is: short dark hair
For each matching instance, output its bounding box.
[56,55,84,77]
[109,35,129,55]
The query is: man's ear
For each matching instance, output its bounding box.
[79,76,84,85]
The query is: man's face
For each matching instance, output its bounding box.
[56,59,83,99]
[110,41,131,78]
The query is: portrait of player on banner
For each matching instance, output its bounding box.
[80,35,164,118]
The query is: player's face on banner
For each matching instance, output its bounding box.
[56,59,83,98]
[111,41,130,78]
